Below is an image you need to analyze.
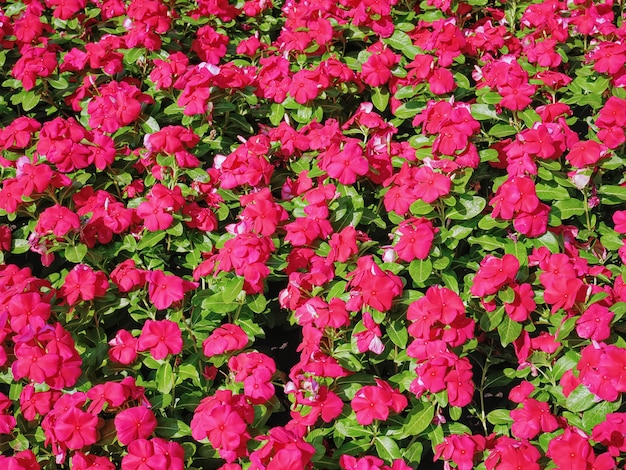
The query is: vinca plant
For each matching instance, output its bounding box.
[0,0,626,468]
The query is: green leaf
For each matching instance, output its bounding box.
[470,103,499,121]
[478,90,503,105]
[47,76,69,90]
[387,320,408,348]
[156,361,173,394]
[409,199,434,216]
[375,436,402,462]
[221,276,244,302]
[394,86,418,100]
[201,293,239,313]
[332,184,364,229]
[581,399,622,432]
[269,103,284,126]
[156,417,191,438]
[248,294,267,313]
[402,402,435,436]
[446,194,486,220]
[409,258,432,286]
[21,91,40,111]
[383,30,421,59]
[480,306,504,331]
[478,215,508,230]
[497,316,522,346]
[468,235,506,251]
[334,416,373,438]
[530,231,561,253]
[142,116,161,133]
[454,72,471,90]
[12,238,30,255]
[487,409,513,425]
[479,148,501,163]
[372,87,389,111]
[393,100,423,119]
[504,241,528,267]
[565,385,596,412]
[403,441,423,466]
[536,182,571,201]
[553,198,586,220]
[598,185,626,202]
[518,109,541,127]
[498,286,515,304]
[488,123,517,137]
[64,244,88,263]
[137,231,167,250]
[449,406,462,421]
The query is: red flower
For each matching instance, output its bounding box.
[36,204,81,237]
[20,385,54,421]
[7,292,51,333]
[115,406,158,445]
[351,380,406,425]
[511,398,558,439]
[614,210,626,233]
[137,319,183,360]
[328,226,359,263]
[504,283,536,322]
[87,381,126,414]
[61,264,109,305]
[109,329,139,365]
[393,217,436,262]
[111,259,147,293]
[146,269,197,310]
[203,324,249,357]
[340,455,385,470]
[319,140,369,185]
[121,439,168,470]
[54,406,99,450]
[566,140,607,168]
[293,386,344,425]
[354,312,384,354]
[485,436,541,470]
[435,434,486,470]
[490,176,539,221]
[360,46,399,87]
[413,166,451,203]
[547,428,615,470]
[0,450,40,470]
[289,70,321,104]
[470,254,519,297]
[0,225,10,251]
[498,81,535,111]
[576,303,613,341]
[71,452,115,470]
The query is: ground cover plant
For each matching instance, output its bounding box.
[1,0,626,468]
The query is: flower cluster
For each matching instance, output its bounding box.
[1,0,626,468]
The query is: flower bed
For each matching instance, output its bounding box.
[1,0,626,468]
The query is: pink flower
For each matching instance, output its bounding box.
[511,398,558,439]
[202,324,249,357]
[54,406,99,450]
[137,320,183,360]
[36,204,80,237]
[146,270,198,310]
[115,406,158,445]
[576,304,614,341]
[109,329,139,364]
[121,439,167,470]
[61,264,109,305]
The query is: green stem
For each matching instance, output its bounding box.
[582,189,593,231]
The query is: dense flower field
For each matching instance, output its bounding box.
[1,0,626,468]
